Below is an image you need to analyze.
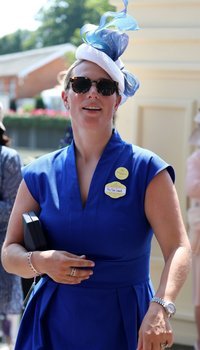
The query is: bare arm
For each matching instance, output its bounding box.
[137,170,191,349]
[1,180,94,284]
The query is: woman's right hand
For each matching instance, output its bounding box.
[31,250,95,284]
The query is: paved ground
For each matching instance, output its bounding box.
[0,345,11,350]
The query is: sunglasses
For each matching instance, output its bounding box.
[69,76,119,96]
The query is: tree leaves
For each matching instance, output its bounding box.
[0,0,115,54]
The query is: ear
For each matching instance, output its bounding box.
[62,90,67,103]
[62,91,69,110]
[114,95,122,111]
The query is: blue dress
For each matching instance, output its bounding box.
[15,130,174,350]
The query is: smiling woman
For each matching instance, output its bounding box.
[1,1,191,350]
[62,60,122,134]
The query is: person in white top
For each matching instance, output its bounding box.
[186,111,200,350]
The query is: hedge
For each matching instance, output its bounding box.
[4,113,71,129]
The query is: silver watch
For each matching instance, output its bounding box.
[151,297,176,318]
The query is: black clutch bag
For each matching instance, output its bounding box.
[23,211,48,251]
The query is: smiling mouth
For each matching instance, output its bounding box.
[83,106,101,111]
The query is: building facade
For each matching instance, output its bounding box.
[0,43,75,108]
[111,0,200,346]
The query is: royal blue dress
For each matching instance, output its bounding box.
[15,130,174,350]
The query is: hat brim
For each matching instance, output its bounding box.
[76,44,125,96]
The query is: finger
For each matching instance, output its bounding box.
[68,274,90,283]
[142,340,152,350]
[136,333,143,350]
[66,257,95,268]
[165,334,174,348]
[52,273,91,285]
[160,331,173,349]
[137,335,152,350]
[69,268,93,278]
[63,251,86,259]
[60,277,82,285]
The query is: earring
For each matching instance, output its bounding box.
[65,102,69,110]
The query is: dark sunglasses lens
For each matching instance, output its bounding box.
[72,77,91,93]
[97,79,117,96]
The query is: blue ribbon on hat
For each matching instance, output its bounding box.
[80,0,140,98]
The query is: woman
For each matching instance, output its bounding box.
[1,2,191,349]
[0,102,23,347]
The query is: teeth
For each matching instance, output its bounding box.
[85,106,100,110]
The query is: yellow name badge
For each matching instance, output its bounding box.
[115,167,129,180]
[104,181,126,199]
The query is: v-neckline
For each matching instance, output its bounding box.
[67,130,126,210]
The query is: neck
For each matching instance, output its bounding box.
[73,126,113,161]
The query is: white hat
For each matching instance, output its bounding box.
[76,43,125,95]
[75,0,140,104]
[0,102,6,131]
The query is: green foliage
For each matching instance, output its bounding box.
[34,95,46,109]
[0,30,29,55]
[22,31,40,51]
[3,114,71,129]
[35,0,115,47]
[0,0,116,54]
[9,99,17,111]
[64,51,76,65]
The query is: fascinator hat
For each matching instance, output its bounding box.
[75,0,140,104]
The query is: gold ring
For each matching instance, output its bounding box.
[70,267,76,277]
[160,342,168,349]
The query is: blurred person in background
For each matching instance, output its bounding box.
[0,102,23,349]
[186,111,200,350]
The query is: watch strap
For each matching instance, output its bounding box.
[151,296,176,317]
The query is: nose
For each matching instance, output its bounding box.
[87,81,98,97]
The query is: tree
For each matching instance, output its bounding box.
[33,0,115,47]
[0,30,31,55]
[0,0,115,54]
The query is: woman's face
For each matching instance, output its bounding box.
[62,61,121,132]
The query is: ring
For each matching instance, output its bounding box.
[160,342,168,349]
[70,267,76,277]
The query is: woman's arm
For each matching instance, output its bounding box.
[137,170,191,350]
[1,180,95,283]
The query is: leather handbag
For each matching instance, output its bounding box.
[23,211,48,251]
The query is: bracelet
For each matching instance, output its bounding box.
[27,252,41,276]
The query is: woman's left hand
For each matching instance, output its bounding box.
[137,302,174,350]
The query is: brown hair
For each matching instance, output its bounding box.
[0,129,10,146]
[58,60,84,91]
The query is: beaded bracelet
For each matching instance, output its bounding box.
[27,251,41,277]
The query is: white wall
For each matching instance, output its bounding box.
[111,0,200,345]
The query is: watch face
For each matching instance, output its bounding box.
[166,302,176,316]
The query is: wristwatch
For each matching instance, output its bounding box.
[151,297,176,318]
